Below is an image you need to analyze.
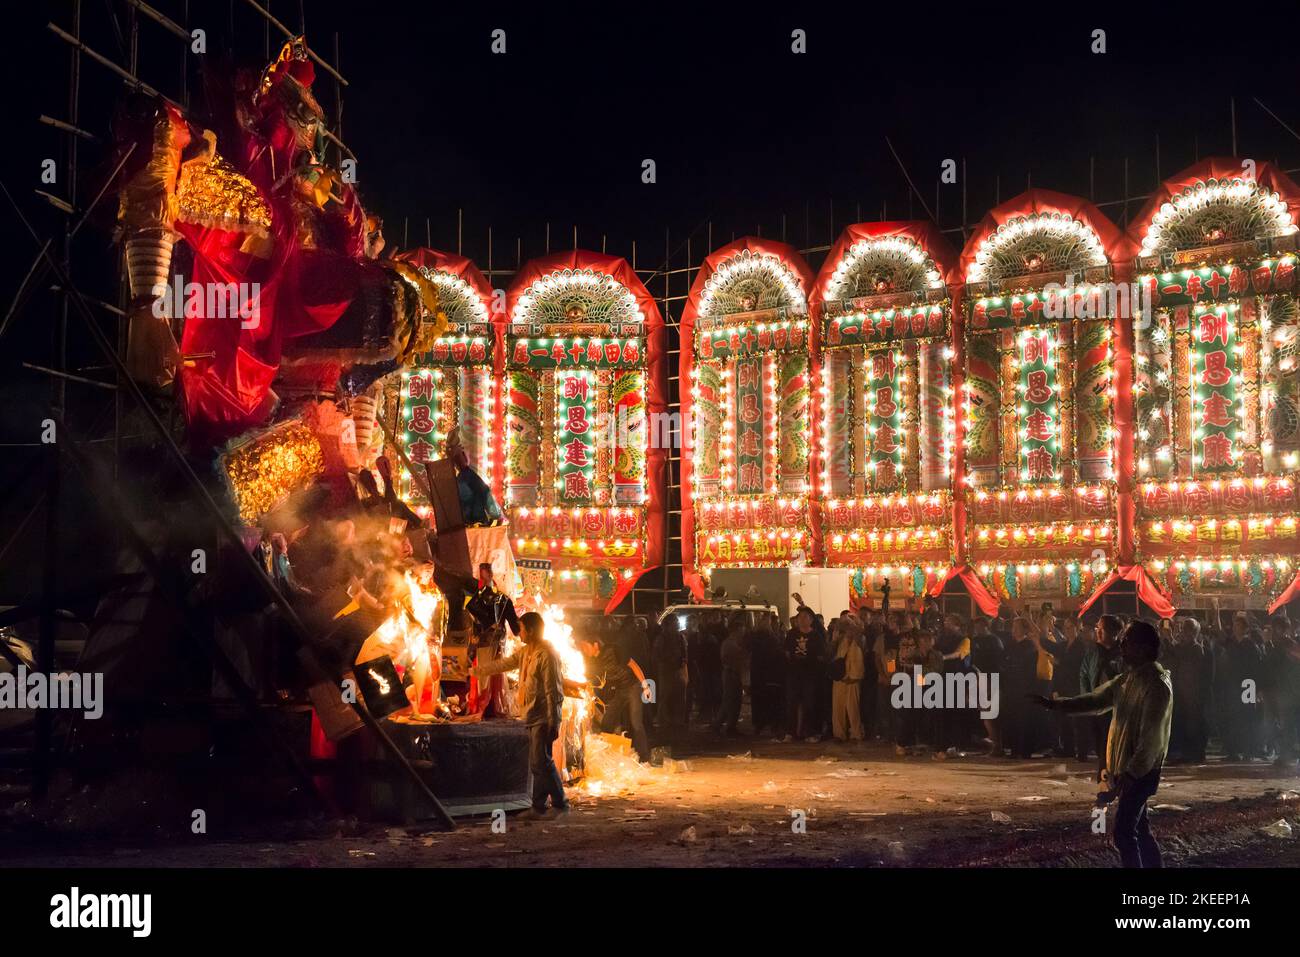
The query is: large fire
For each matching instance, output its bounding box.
[359,567,444,717]
[358,578,666,795]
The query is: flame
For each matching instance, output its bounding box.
[538,604,587,685]
[537,604,590,729]
[360,567,443,716]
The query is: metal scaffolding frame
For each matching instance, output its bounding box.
[4,0,455,827]
[11,3,1300,726]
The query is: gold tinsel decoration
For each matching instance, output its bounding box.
[176,138,273,238]
[221,421,324,524]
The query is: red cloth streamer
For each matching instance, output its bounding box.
[1076,565,1176,620]
[604,566,657,615]
[928,564,1001,618]
[1268,570,1300,615]
[680,237,814,587]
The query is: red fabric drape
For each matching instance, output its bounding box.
[928,564,1001,617]
[176,86,376,444]
[1076,565,1176,620]
[680,237,815,592]
[1268,570,1300,615]
[503,251,667,581]
[604,566,657,615]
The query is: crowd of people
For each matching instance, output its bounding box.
[588,596,1300,772]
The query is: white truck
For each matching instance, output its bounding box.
[701,567,853,624]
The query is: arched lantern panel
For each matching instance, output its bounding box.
[388,249,500,511]
[959,191,1132,603]
[682,240,815,583]
[503,252,665,609]
[1129,160,1300,605]
[811,223,956,605]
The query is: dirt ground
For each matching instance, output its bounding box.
[4,738,1299,867]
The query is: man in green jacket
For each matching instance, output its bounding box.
[1031,620,1172,868]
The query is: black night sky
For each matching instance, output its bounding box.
[3,2,1300,443]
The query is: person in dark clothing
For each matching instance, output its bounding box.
[651,618,689,744]
[690,616,724,725]
[472,611,567,817]
[1267,616,1300,768]
[581,629,652,763]
[783,605,827,741]
[874,613,905,745]
[970,616,1004,754]
[903,630,944,751]
[750,615,786,738]
[713,615,751,736]
[857,609,882,739]
[936,613,974,751]
[465,563,520,635]
[1032,620,1172,868]
[1050,616,1090,759]
[1213,605,1264,761]
[1164,617,1213,762]
[1000,617,1042,757]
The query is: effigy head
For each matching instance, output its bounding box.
[257,37,324,154]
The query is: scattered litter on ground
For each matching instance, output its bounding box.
[826,768,871,778]
[611,809,657,824]
[663,758,693,773]
[1260,819,1294,839]
[1152,804,1191,812]
[728,824,757,835]
[347,849,377,858]
[990,811,1012,823]
[1044,779,1069,787]
[1017,796,1048,802]
[677,825,698,843]
[1052,764,1069,776]
[1278,791,1300,801]
[887,841,906,860]
[727,752,755,762]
